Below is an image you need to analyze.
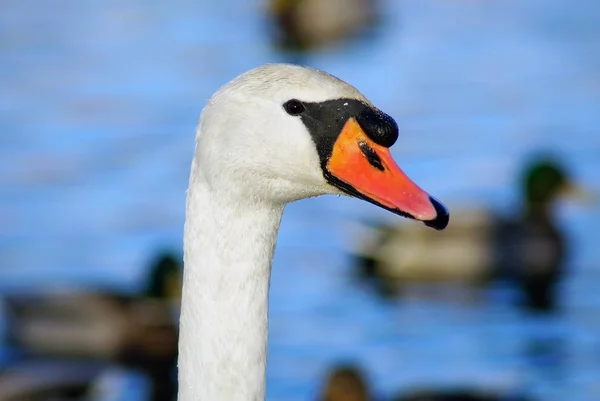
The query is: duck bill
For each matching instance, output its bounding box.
[325,118,449,230]
[561,183,597,204]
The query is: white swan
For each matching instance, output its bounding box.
[180,64,449,401]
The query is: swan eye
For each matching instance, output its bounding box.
[283,99,305,116]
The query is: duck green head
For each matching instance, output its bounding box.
[522,158,569,207]
[145,251,182,300]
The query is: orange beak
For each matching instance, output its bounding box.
[325,118,449,230]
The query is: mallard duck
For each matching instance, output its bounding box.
[268,0,381,51]
[355,157,586,312]
[3,251,181,401]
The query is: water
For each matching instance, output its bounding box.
[1,0,600,400]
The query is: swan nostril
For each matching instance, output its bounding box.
[356,108,399,148]
[358,142,384,171]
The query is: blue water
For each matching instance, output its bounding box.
[1,0,600,400]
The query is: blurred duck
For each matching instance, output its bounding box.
[0,360,148,401]
[392,387,536,401]
[3,251,182,401]
[316,364,536,401]
[355,158,587,312]
[0,360,103,401]
[268,0,381,51]
[319,364,371,401]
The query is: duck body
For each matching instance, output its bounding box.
[179,64,448,401]
[4,291,175,361]
[494,209,565,311]
[356,209,495,288]
[269,0,381,51]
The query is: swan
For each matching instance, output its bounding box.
[180,64,449,401]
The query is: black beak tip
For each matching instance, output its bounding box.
[424,196,449,231]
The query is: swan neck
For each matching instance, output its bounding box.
[179,176,284,401]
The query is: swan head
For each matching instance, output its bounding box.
[195,64,449,230]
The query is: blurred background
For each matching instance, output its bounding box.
[1,0,599,400]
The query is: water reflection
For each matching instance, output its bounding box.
[523,334,568,384]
